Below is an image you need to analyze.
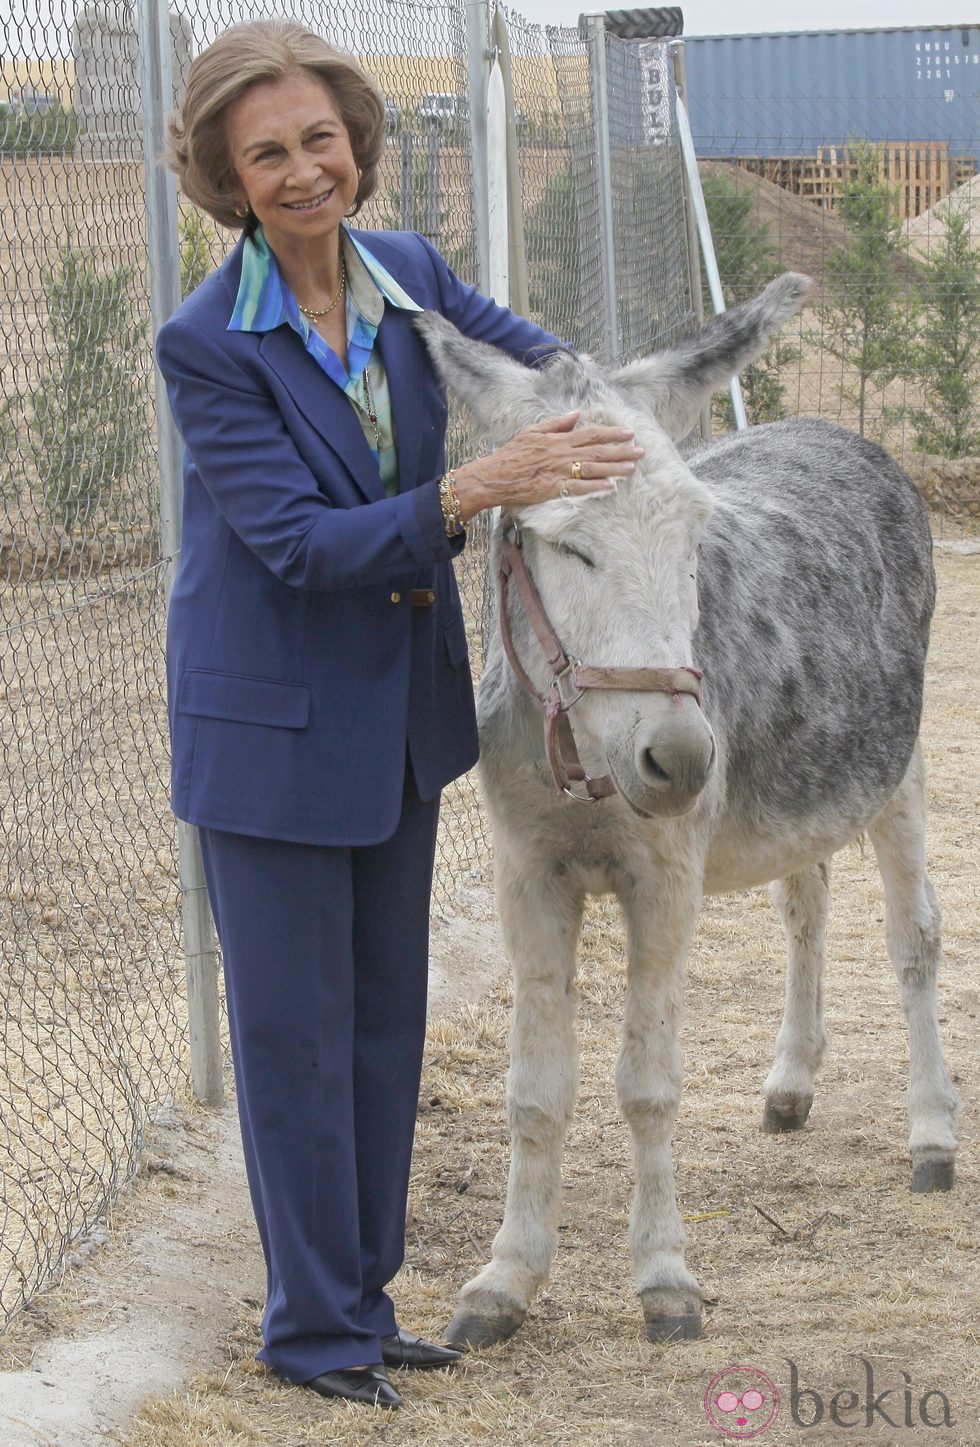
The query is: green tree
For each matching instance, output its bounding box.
[7,239,149,531]
[525,163,583,349]
[701,168,798,427]
[904,198,980,458]
[0,396,17,504]
[0,102,77,156]
[813,142,910,437]
[701,169,778,300]
[377,134,471,279]
[528,153,699,359]
[180,208,218,297]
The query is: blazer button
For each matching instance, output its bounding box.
[390,591,401,603]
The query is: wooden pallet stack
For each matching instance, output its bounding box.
[734,143,974,220]
[887,143,950,218]
[803,143,953,218]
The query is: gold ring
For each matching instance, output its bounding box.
[571,460,583,481]
[559,484,570,498]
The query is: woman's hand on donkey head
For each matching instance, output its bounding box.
[454,413,644,518]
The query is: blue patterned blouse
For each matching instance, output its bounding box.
[228,224,423,497]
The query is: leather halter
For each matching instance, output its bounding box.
[496,519,704,802]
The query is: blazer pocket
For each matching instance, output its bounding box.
[443,616,470,669]
[178,669,311,729]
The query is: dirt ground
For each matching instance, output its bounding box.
[0,533,976,1446]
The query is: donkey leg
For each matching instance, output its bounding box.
[617,868,703,1343]
[868,746,958,1193]
[762,863,831,1132]
[445,851,584,1349]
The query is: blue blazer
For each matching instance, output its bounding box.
[157,229,562,846]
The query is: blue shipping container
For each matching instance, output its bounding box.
[682,25,980,166]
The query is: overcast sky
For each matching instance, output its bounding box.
[5,0,973,64]
[512,0,974,34]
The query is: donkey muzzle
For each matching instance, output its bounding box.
[612,698,716,817]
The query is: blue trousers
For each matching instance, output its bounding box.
[198,768,441,1384]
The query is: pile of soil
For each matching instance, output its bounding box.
[906,172,980,257]
[698,159,923,297]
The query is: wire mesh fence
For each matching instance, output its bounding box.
[684,47,980,513]
[1,0,184,1335]
[3,0,978,1341]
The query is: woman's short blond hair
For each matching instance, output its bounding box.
[165,20,385,230]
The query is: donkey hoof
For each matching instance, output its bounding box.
[762,1096,813,1132]
[445,1291,527,1349]
[911,1155,955,1193]
[640,1287,702,1343]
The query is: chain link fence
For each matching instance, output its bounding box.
[684,52,980,515]
[1,0,184,1335]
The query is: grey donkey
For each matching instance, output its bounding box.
[416,274,958,1350]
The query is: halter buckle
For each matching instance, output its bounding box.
[552,658,586,710]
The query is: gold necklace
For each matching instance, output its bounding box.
[298,258,346,320]
[361,363,383,453]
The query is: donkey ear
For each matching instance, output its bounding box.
[415,310,543,433]
[611,273,813,441]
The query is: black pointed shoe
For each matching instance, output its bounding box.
[306,1364,403,1409]
[381,1328,463,1370]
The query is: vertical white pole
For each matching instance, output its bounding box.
[585,13,620,364]
[673,88,749,431]
[486,58,510,305]
[491,4,529,318]
[138,0,223,1106]
[670,40,711,439]
[465,0,492,291]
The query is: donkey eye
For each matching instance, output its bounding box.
[554,541,595,569]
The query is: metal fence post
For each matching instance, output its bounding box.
[466,0,493,291]
[585,13,620,364]
[399,129,414,232]
[138,0,223,1107]
[424,120,441,244]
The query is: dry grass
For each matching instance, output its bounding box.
[115,544,979,1445]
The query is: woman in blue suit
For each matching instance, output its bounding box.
[157,19,642,1411]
